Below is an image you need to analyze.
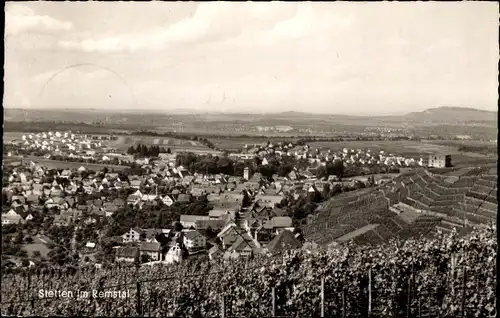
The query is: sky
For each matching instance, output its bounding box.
[4,1,499,115]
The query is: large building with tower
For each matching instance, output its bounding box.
[428,154,452,168]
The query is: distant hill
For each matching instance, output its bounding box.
[401,107,497,123]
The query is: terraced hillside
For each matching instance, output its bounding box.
[303,167,497,246]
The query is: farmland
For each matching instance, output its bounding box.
[3,132,24,143]
[21,157,129,171]
[208,136,297,151]
[102,135,218,154]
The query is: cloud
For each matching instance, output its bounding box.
[266,5,352,41]
[5,4,73,36]
[57,2,300,52]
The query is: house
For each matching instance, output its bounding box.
[2,210,23,225]
[142,229,165,243]
[122,228,142,243]
[223,232,262,260]
[130,180,142,189]
[208,244,224,261]
[165,244,183,264]
[53,215,69,226]
[86,242,96,249]
[140,242,162,261]
[265,230,302,255]
[162,195,175,206]
[255,195,283,208]
[195,219,226,231]
[176,194,192,204]
[428,154,452,168]
[115,247,139,263]
[217,223,250,250]
[183,231,206,251]
[179,215,210,229]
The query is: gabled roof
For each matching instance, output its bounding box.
[180,215,210,223]
[116,247,139,258]
[140,242,161,252]
[271,216,293,228]
[177,194,191,202]
[227,232,261,252]
[266,230,302,254]
[184,230,204,240]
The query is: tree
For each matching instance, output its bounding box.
[141,254,151,263]
[174,222,183,232]
[33,251,41,258]
[242,191,252,208]
[14,232,23,245]
[321,184,331,200]
[315,166,328,179]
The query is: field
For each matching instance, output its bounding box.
[208,137,299,151]
[22,237,51,259]
[3,132,25,143]
[106,135,216,153]
[22,157,129,171]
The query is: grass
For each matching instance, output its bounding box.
[307,140,438,157]
[22,243,50,259]
[3,132,25,142]
[106,135,212,152]
[22,158,129,171]
[208,136,298,151]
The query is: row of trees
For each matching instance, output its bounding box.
[126,144,171,157]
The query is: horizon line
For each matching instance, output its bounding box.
[3,105,496,117]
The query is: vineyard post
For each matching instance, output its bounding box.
[272,287,276,317]
[321,277,325,317]
[427,291,431,318]
[342,289,346,318]
[461,264,467,318]
[221,295,225,318]
[368,268,372,317]
[407,273,411,318]
[451,253,456,295]
[136,282,142,317]
[418,297,421,317]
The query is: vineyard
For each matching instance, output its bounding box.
[0,226,496,317]
[301,168,497,247]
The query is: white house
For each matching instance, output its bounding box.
[122,228,142,243]
[162,195,175,206]
[180,215,210,229]
[2,210,23,225]
[165,244,183,264]
[183,231,206,251]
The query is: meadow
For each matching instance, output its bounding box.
[307,140,446,157]
[208,136,299,150]
[3,132,25,142]
[21,158,129,171]
[105,135,213,153]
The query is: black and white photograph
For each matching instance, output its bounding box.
[2,1,498,317]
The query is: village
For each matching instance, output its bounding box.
[2,130,453,269]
